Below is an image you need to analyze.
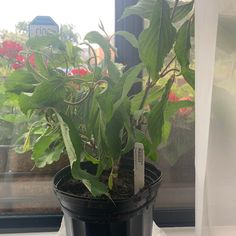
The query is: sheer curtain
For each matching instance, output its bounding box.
[196,0,236,235]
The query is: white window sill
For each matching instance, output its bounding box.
[0,227,195,236]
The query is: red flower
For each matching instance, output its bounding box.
[0,40,23,59]
[28,54,35,66]
[168,92,179,102]
[15,54,25,63]
[70,68,89,76]
[178,97,193,116]
[2,41,23,52]
[11,54,25,70]
[12,62,24,70]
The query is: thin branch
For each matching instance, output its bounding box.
[160,56,176,77]
[160,68,180,78]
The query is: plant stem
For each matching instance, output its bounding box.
[160,56,176,77]
[139,75,151,110]
[80,42,98,77]
[160,68,180,78]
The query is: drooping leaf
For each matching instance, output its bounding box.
[161,121,171,144]
[147,78,173,148]
[57,113,108,197]
[34,52,50,79]
[18,79,66,114]
[120,0,157,20]
[130,85,165,113]
[5,70,37,94]
[96,89,114,123]
[135,129,158,161]
[56,114,78,166]
[113,63,144,112]
[104,108,124,160]
[0,113,27,123]
[138,0,176,80]
[175,19,195,88]
[32,129,60,159]
[33,79,66,108]
[84,31,112,62]
[19,94,37,114]
[175,20,191,68]
[33,142,64,168]
[116,31,138,48]
[120,98,135,155]
[182,67,195,89]
[107,61,121,83]
[172,1,194,23]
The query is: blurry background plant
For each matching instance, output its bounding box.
[0,40,25,77]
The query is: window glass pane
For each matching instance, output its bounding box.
[0,0,114,217]
[0,0,194,228]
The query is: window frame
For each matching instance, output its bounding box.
[0,0,195,233]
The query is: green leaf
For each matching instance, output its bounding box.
[162,121,171,144]
[135,129,158,161]
[107,61,121,83]
[147,78,173,148]
[31,126,64,168]
[116,31,138,48]
[5,70,37,94]
[120,98,135,155]
[56,114,78,166]
[131,85,165,113]
[114,63,144,112]
[0,113,27,123]
[172,1,194,23]
[33,142,64,168]
[182,68,195,89]
[85,31,112,62]
[34,52,50,79]
[104,109,124,160]
[19,79,66,114]
[57,113,108,197]
[165,100,194,119]
[138,0,176,80]
[120,0,156,20]
[32,130,60,159]
[19,94,37,114]
[83,153,99,165]
[108,171,113,190]
[96,89,114,123]
[33,79,66,106]
[174,20,195,89]
[175,20,191,68]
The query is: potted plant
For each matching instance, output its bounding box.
[4,0,194,235]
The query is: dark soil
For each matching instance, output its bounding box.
[59,169,136,200]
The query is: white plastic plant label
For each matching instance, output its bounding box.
[134,142,145,194]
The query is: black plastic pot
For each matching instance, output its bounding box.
[54,158,162,236]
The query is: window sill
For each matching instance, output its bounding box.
[0,227,195,236]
